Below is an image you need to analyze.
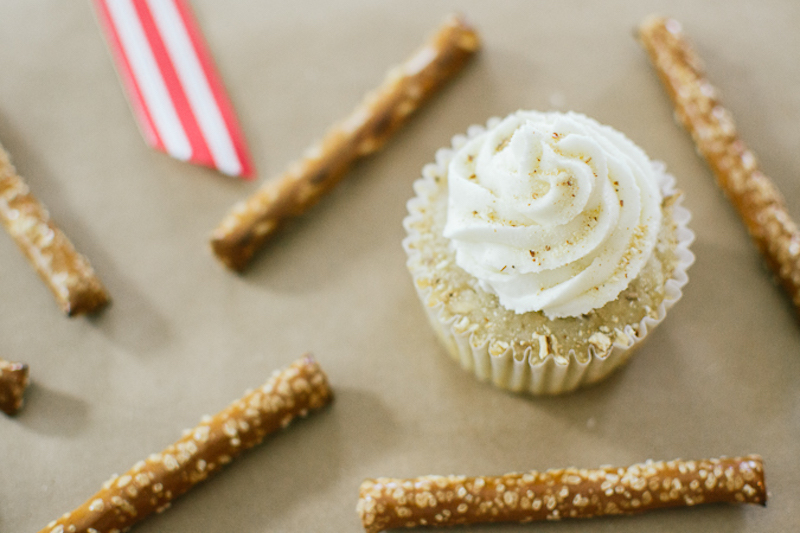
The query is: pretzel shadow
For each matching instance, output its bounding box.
[15,381,89,437]
[129,386,397,532]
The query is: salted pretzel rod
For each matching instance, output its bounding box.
[0,358,29,416]
[639,16,800,317]
[38,355,332,533]
[210,14,480,271]
[358,456,766,532]
[0,142,109,316]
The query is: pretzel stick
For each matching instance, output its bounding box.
[0,358,29,416]
[639,16,800,317]
[38,355,332,533]
[0,142,109,316]
[357,456,766,532]
[210,14,480,271]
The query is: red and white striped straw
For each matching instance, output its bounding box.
[94,0,255,178]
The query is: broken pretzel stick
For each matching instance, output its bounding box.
[639,16,800,318]
[0,358,29,416]
[357,455,766,532]
[0,142,109,316]
[37,355,332,533]
[211,14,480,271]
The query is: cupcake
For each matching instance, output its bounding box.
[403,110,693,394]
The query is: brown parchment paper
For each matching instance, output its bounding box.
[1,2,798,532]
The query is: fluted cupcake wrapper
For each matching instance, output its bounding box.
[403,118,695,395]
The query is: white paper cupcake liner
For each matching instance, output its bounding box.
[403,118,695,395]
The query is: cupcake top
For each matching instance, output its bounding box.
[443,111,663,318]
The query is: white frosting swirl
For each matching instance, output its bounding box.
[443,111,662,318]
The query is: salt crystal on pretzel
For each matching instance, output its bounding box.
[37,355,332,533]
[0,142,109,316]
[357,455,766,532]
[638,16,800,318]
[0,358,29,416]
[210,14,480,271]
